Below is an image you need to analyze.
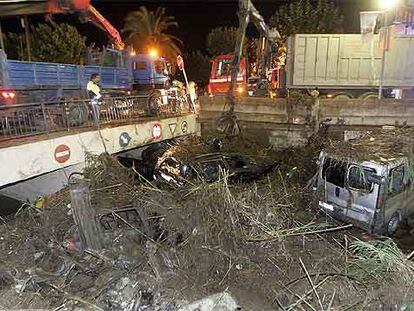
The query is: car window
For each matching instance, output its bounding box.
[322,158,346,188]
[347,165,375,192]
[217,59,232,76]
[389,165,408,195]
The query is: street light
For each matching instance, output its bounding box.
[149,48,158,59]
[377,0,399,99]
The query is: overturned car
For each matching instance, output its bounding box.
[138,141,279,186]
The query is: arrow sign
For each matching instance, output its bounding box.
[181,121,188,133]
[119,132,131,147]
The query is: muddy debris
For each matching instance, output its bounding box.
[0,136,414,310]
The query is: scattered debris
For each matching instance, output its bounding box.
[325,127,414,163]
[179,292,240,311]
[0,135,413,310]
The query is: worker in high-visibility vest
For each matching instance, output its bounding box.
[87,73,102,123]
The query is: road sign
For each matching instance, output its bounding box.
[168,123,177,135]
[151,123,162,139]
[177,55,184,71]
[181,121,188,133]
[119,132,131,147]
[54,144,71,163]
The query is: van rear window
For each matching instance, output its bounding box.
[348,165,375,191]
[322,158,346,187]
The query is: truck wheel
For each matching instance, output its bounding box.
[387,213,401,236]
[332,93,352,101]
[359,92,377,100]
[148,94,162,116]
[66,101,88,127]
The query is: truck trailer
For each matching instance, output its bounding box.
[0,49,169,105]
[284,33,414,99]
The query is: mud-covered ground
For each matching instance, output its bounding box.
[0,134,414,310]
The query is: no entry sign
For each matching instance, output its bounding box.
[54,144,71,163]
[177,55,184,71]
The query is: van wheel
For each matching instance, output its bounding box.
[387,213,401,236]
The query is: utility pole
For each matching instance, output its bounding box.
[22,16,31,61]
[0,21,5,51]
[378,12,388,99]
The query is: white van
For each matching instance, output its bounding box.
[316,151,414,235]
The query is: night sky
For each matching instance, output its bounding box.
[91,0,375,52]
[1,0,383,53]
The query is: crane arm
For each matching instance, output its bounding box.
[0,1,125,50]
[227,0,279,108]
[219,0,279,136]
[86,5,125,50]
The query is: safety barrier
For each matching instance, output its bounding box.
[0,94,189,141]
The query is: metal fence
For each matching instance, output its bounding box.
[0,94,190,141]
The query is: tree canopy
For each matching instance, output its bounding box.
[7,22,87,64]
[182,51,211,86]
[270,0,343,39]
[123,6,181,64]
[206,27,248,56]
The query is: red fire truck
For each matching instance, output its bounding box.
[207,54,284,97]
[206,55,247,96]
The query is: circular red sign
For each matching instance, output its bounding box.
[151,124,162,140]
[177,55,184,71]
[54,144,71,163]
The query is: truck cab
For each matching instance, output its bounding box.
[207,55,247,96]
[129,54,169,92]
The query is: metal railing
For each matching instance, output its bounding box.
[0,94,191,142]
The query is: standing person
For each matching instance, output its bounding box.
[87,73,102,123]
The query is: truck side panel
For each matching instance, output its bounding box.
[3,59,129,90]
[287,34,414,89]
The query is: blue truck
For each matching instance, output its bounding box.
[0,48,170,105]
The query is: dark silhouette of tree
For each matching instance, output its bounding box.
[270,0,343,39]
[206,27,248,56]
[7,22,87,64]
[183,51,211,86]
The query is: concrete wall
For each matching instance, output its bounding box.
[200,96,414,127]
[0,114,198,188]
[199,96,414,147]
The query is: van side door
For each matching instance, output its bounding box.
[345,165,380,230]
[383,164,412,229]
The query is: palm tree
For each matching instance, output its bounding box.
[123,7,181,64]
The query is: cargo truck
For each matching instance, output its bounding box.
[284,33,414,99]
[209,33,414,99]
[0,49,169,105]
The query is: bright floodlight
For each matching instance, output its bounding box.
[149,48,158,58]
[379,0,399,9]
